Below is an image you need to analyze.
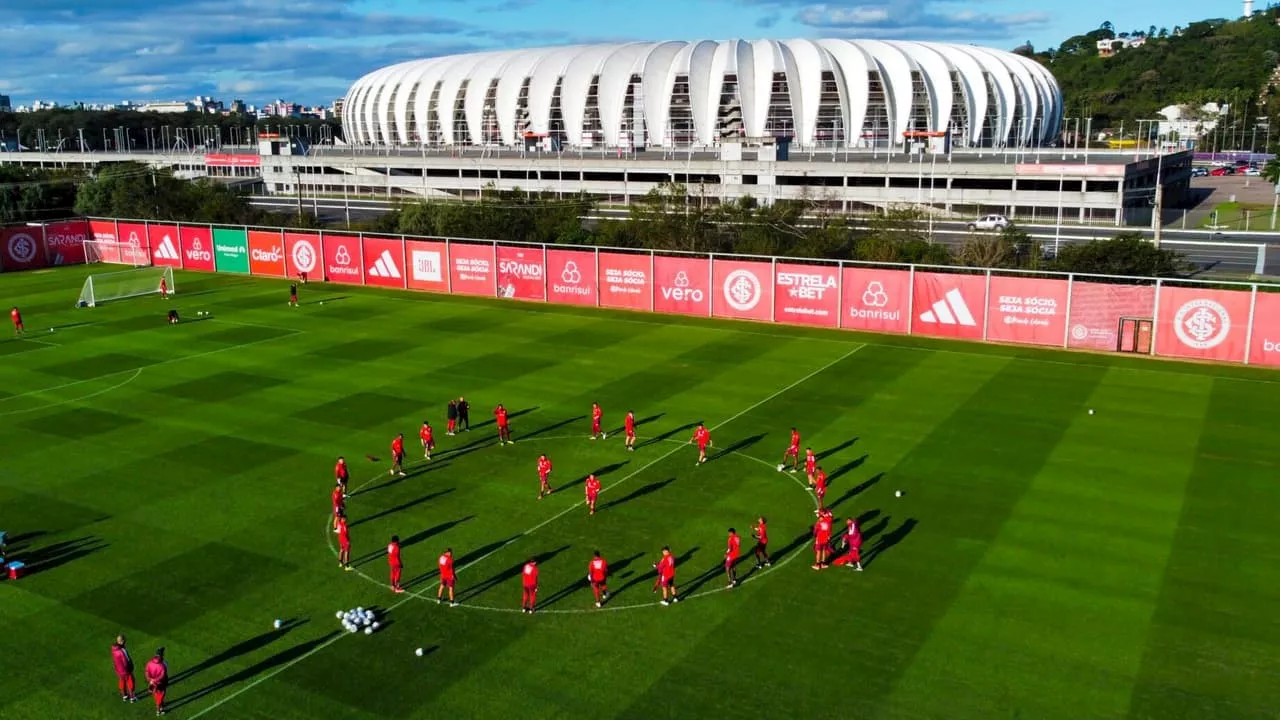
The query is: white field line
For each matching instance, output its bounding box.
[0,369,143,418]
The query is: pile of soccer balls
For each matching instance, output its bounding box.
[337,607,380,635]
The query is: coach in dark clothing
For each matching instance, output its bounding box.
[457,397,470,431]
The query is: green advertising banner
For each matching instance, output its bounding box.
[213,227,250,274]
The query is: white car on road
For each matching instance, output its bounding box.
[967,215,1011,232]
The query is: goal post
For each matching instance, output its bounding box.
[77,266,175,308]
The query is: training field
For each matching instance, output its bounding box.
[1,266,1277,720]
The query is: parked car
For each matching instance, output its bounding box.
[1191,167,1209,177]
[1244,167,1261,176]
[967,215,1010,232]
[1210,167,1233,176]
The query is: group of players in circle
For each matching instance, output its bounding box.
[327,403,866,613]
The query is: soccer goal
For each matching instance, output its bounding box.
[77,266,175,308]
[83,239,152,267]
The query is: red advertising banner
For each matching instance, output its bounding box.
[653,255,710,317]
[148,224,182,268]
[116,222,150,265]
[361,235,406,289]
[840,267,911,334]
[598,251,651,311]
[0,227,46,271]
[985,275,1070,347]
[1248,291,1280,367]
[204,153,261,168]
[774,262,839,327]
[912,272,987,340]
[1066,281,1156,351]
[449,242,496,296]
[43,219,89,265]
[321,234,364,285]
[178,225,215,272]
[89,219,121,263]
[284,232,321,277]
[496,245,545,301]
[1155,285,1252,363]
[405,239,448,293]
[547,249,597,306]
[247,230,287,277]
[713,258,773,322]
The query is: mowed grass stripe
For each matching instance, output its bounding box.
[1125,377,1280,720]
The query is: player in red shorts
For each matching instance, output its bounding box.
[144,648,168,716]
[336,510,352,571]
[814,466,828,510]
[158,277,169,298]
[832,517,863,571]
[388,535,404,593]
[653,546,679,605]
[752,516,771,568]
[111,635,137,703]
[536,454,553,499]
[588,551,609,607]
[334,456,350,498]
[812,513,833,570]
[780,427,801,472]
[389,433,406,477]
[804,447,817,488]
[690,423,712,466]
[521,558,539,614]
[10,306,23,336]
[331,485,345,532]
[624,410,636,452]
[419,420,435,460]
[584,473,601,514]
[494,404,513,445]
[437,548,457,606]
[590,402,605,440]
[446,399,458,436]
[724,528,742,588]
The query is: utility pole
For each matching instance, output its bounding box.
[294,167,304,221]
[1152,145,1164,248]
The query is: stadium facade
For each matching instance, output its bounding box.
[341,40,1063,150]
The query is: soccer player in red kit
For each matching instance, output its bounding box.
[804,447,817,488]
[812,513,833,570]
[495,404,513,445]
[389,433,406,477]
[584,473,600,514]
[536,454,553,499]
[781,427,801,472]
[331,485,345,532]
[419,420,435,460]
[388,535,404,593]
[832,517,863,571]
[158,277,169,298]
[653,546,679,605]
[144,648,168,716]
[336,510,352,571]
[588,551,609,607]
[814,466,828,510]
[10,306,23,336]
[690,423,712,465]
[111,635,137,703]
[624,410,636,451]
[724,528,742,588]
[753,516,771,568]
[590,402,605,440]
[334,456,350,498]
[521,558,539,613]
[437,548,457,606]
[289,282,298,307]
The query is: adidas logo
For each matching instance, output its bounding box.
[368,249,402,279]
[919,288,976,326]
[155,236,180,261]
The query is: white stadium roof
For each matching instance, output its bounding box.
[342,40,1061,149]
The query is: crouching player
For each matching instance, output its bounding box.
[831,517,863,571]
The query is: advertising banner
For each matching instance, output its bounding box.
[1248,291,1280,367]
[449,242,496,296]
[116,222,150,265]
[178,225,215,272]
[653,255,710,317]
[496,245,546,301]
[911,272,987,340]
[247,230,287,277]
[284,232,321,277]
[212,228,250,274]
[321,233,364,285]
[43,219,89,265]
[148,224,182,268]
[774,262,839,327]
[985,275,1069,347]
[1066,281,1156,351]
[598,251,651,311]
[361,235,406,289]
[1155,285,1252,363]
[88,220,122,263]
[713,258,773,322]
[547,249,597,306]
[405,239,448,293]
[0,227,45,271]
[840,267,911,334]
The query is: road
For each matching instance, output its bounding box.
[248,196,1280,275]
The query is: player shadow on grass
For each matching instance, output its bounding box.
[349,487,456,528]
[596,477,674,512]
[24,536,107,575]
[606,413,664,437]
[610,546,700,601]
[636,421,701,449]
[816,437,859,462]
[711,433,766,461]
[540,552,646,609]
[353,515,475,567]
[468,406,539,431]
[522,415,586,442]
[862,518,917,568]
[299,295,350,305]
[166,629,345,711]
[353,461,451,497]
[560,461,629,491]
[168,619,308,689]
[403,532,522,590]
[827,472,881,512]
[458,545,572,604]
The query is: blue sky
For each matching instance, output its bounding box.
[0,0,1228,107]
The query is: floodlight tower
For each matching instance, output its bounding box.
[1243,0,1253,17]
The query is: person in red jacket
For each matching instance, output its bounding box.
[144,647,168,716]
[110,635,137,703]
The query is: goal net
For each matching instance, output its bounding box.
[77,266,174,308]
[83,239,152,267]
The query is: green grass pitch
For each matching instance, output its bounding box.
[1,265,1277,720]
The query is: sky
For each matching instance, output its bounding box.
[0,0,1232,107]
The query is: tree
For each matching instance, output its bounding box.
[0,165,83,223]
[1049,233,1188,276]
[1263,157,1280,186]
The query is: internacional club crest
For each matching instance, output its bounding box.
[291,241,317,273]
[722,269,762,311]
[1173,298,1231,350]
[7,232,38,263]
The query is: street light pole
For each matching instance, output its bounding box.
[1153,140,1164,248]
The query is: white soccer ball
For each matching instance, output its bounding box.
[371,622,380,630]
[776,464,785,472]
[364,627,373,635]
[895,491,903,498]
[336,611,344,619]
[273,619,282,629]
[356,607,364,614]
[347,624,358,634]
[415,648,424,657]
[1088,409,1095,415]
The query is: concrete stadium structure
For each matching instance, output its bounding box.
[341,40,1063,150]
